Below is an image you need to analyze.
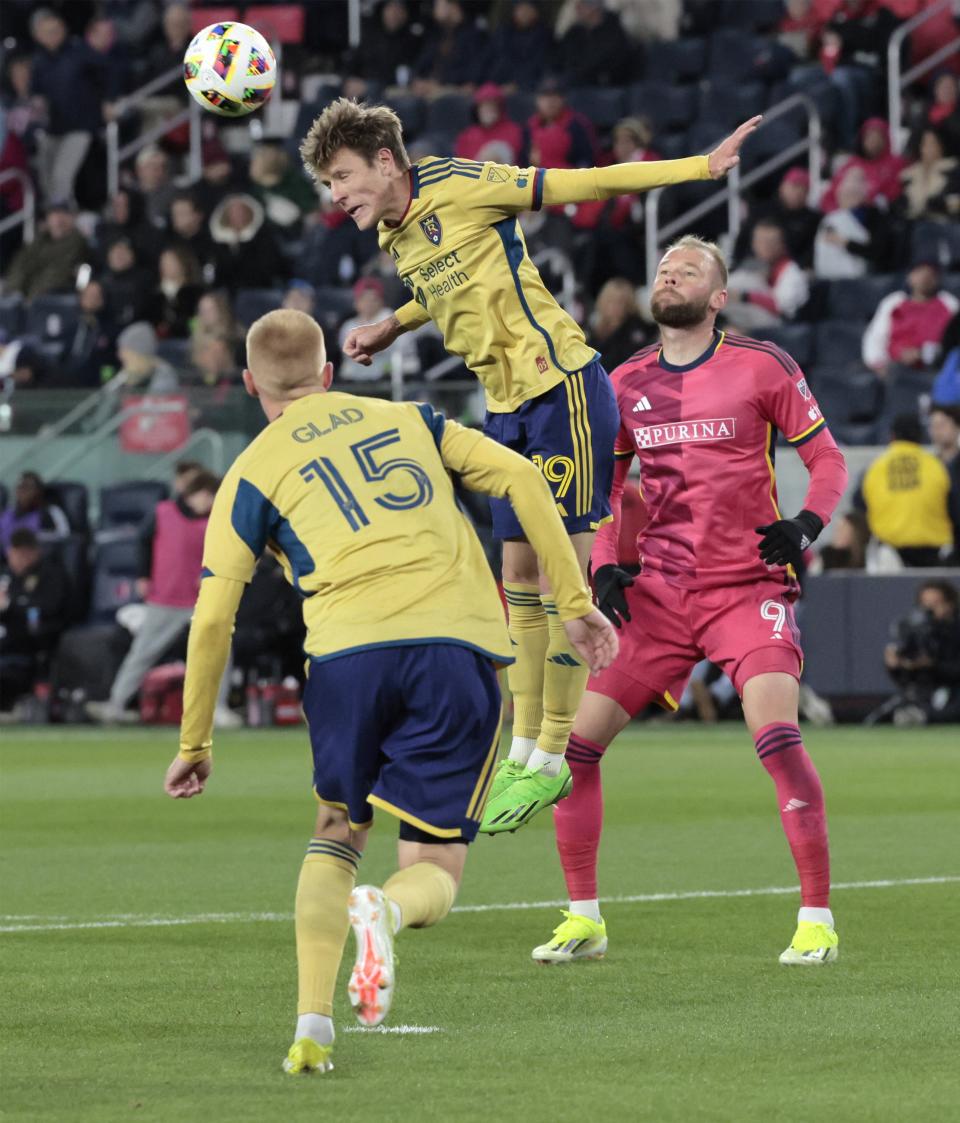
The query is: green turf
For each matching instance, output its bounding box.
[1,725,957,1122]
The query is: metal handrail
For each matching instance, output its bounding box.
[644,94,822,283]
[888,0,960,155]
[0,168,37,242]
[147,427,225,477]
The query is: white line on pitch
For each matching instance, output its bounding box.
[1,875,956,934]
[344,1026,442,1035]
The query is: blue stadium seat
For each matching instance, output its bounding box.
[809,366,883,441]
[425,93,473,135]
[720,0,783,29]
[505,92,535,126]
[385,94,426,140]
[313,285,355,333]
[909,221,960,269]
[629,83,697,131]
[47,481,90,536]
[99,481,168,532]
[25,294,80,344]
[877,368,937,431]
[940,272,960,301]
[744,117,805,167]
[826,275,901,322]
[234,288,284,327]
[814,320,865,368]
[707,29,766,81]
[642,38,706,84]
[654,131,691,161]
[696,82,767,132]
[41,534,90,622]
[756,323,814,369]
[89,534,141,623]
[0,295,23,337]
[567,87,627,130]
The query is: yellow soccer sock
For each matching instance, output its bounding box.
[503,581,549,744]
[383,862,457,930]
[538,595,590,757]
[295,839,361,1017]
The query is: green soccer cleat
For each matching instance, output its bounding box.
[282,1038,334,1074]
[484,759,526,805]
[532,911,608,964]
[479,759,572,834]
[779,920,839,966]
[347,885,396,1026]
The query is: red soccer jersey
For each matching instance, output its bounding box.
[596,329,844,590]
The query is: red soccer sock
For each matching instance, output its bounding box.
[754,723,830,908]
[553,734,607,902]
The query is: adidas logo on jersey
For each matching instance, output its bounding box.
[632,395,652,412]
[782,798,810,812]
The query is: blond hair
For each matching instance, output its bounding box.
[246,309,327,399]
[300,98,409,187]
[662,235,728,288]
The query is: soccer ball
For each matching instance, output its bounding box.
[183,22,276,117]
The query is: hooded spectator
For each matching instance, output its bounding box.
[114,321,178,393]
[863,260,959,377]
[210,193,287,291]
[455,83,525,164]
[0,472,69,551]
[725,220,810,332]
[527,77,595,170]
[147,246,203,339]
[99,235,153,329]
[488,1,553,92]
[814,163,891,278]
[2,201,88,300]
[821,118,908,212]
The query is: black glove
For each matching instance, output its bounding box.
[754,510,823,569]
[592,564,636,628]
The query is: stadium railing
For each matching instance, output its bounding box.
[643,92,823,284]
[0,168,36,244]
[888,0,960,156]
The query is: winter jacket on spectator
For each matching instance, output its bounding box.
[209,194,288,291]
[30,36,106,135]
[295,207,379,289]
[735,168,821,269]
[414,13,490,89]
[899,153,960,222]
[2,224,89,301]
[527,103,595,169]
[821,118,908,211]
[345,1,423,88]
[487,2,553,91]
[554,5,633,87]
[862,279,959,372]
[455,84,525,164]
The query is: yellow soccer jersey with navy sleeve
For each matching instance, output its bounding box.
[379,155,711,413]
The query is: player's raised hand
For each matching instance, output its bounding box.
[564,608,619,674]
[164,754,211,799]
[342,315,402,367]
[707,116,762,179]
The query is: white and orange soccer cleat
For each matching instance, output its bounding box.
[347,885,396,1026]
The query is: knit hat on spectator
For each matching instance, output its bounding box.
[117,321,158,357]
[782,167,810,187]
[353,277,385,300]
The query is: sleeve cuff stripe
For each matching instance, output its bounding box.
[788,420,827,446]
[532,168,545,211]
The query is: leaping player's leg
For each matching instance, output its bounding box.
[740,668,837,966]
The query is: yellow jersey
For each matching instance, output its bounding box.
[862,440,952,548]
[179,390,592,757]
[381,155,710,413]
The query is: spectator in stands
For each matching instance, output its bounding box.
[133,145,177,230]
[927,72,960,159]
[98,188,163,263]
[862,260,959,378]
[296,189,379,289]
[167,191,217,281]
[2,200,88,301]
[554,0,633,88]
[725,220,809,333]
[192,291,245,363]
[0,528,71,712]
[487,0,553,93]
[147,246,202,340]
[812,511,869,572]
[141,2,192,81]
[210,194,287,292]
[929,402,960,561]
[813,164,890,279]
[858,413,952,567]
[113,321,178,394]
[736,168,820,270]
[104,0,161,59]
[884,580,960,725]
[172,459,204,496]
[58,280,117,388]
[248,142,316,232]
[0,327,46,390]
[338,276,418,382]
[280,280,315,317]
[0,54,40,229]
[98,235,153,330]
[86,471,239,727]
[186,332,241,389]
[527,77,595,169]
[455,83,525,165]
[85,15,129,102]
[343,0,423,96]
[0,472,69,552]
[412,0,491,97]
[193,137,246,218]
[821,118,907,212]
[899,127,960,222]
[588,278,648,371]
[29,8,106,206]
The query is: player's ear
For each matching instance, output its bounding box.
[712,288,728,313]
[320,361,334,391]
[242,369,259,398]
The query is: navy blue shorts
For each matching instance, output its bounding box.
[303,643,502,841]
[482,359,619,539]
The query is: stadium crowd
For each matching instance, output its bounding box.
[1,0,959,723]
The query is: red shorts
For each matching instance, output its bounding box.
[590,571,803,717]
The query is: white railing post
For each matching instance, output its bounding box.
[106,119,120,200]
[348,0,362,48]
[887,0,960,156]
[188,99,203,183]
[0,169,36,242]
[727,161,741,245]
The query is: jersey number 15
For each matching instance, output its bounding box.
[299,428,434,532]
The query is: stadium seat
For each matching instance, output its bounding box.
[156,338,192,370]
[88,534,142,623]
[756,323,814,369]
[24,294,80,344]
[0,295,23,336]
[40,533,90,622]
[630,84,697,131]
[826,275,901,323]
[99,482,168,532]
[942,272,960,301]
[190,7,240,35]
[244,4,305,43]
[641,38,706,84]
[46,481,90,536]
[877,368,937,431]
[814,320,865,368]
[720,0,783,30]
[707,29,766,81]
[909,221,960,269]
[744,117,805,167]
[654,131,691,161]
[505,92,535,126]
[313,285,355,333]
[567,87,627,130]
[425,93,473,136]
[809,366,883,438]
[696,82,767,132]
[385,95,426,140]
[234,288,284,327]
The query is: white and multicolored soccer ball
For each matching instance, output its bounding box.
[183,22,276,117]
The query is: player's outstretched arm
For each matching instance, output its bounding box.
[706,116,763,178]
[343,301,431,367]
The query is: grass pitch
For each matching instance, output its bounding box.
[1,725,957,1122]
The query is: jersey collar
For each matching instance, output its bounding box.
[382,166,420,230]
[657,328,725,373]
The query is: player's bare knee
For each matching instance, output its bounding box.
[313,803,367,851]
[501,537,539,586]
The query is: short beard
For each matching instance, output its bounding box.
[651,294,711,328]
